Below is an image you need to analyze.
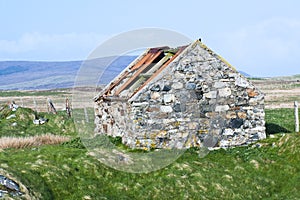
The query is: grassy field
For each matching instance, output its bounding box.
[0,90,70,97]
[0,106,76,138]
[251,76,300,109]
[0,100,299,199]
[1,132,299,200]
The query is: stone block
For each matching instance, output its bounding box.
[188,122,198,130]
[202,135,218,147]
[219,140,230,147]
[186,82,196,90]
[230,106,241,111]
[146,106,160,112]
[160,105,173,113]
[173,103,185,112]
[235,77,250,88]
[174,71,185,79]
[218,87,231,97]
[172,82,183,89]
[247,88,258,97]
[205,112,217,118]
[229,118,244,128]
[204,91,217,99]
[151,92,160,100]
[226,111,236,119]
[228,73,237,78]
[164,94,175,103]
[223,129,234,136]
[182,58,191,65]
[132,102,149,107]
[249,98,258,106]
[243,120,252,128]
[214,81,228,88]
[257,131,266,139]
[150,85,160,92]
[237,112,247,119]
[162,85,171,91]
[215,105,229,112]
[181,132,189,138]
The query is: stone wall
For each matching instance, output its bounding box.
[95,99,128,138]
[94,41,266,149]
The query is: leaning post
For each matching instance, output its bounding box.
[295,101,299,133]
[66,98,71,117]
[47,98,57,114]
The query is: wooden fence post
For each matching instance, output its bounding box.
[84,107,89,123]
[66,98,71,117]
[47,98,57,114]
[33,98,37,112]
[295,101,299,133]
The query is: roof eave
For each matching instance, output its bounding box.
[93,48,151,101]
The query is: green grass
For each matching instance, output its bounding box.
[0,90,69,97]
[0,107,299,199]
[290,83,300,88]
[0,105,76,137]
[265,108,295,134]
[1,133,299,199]
[248,77,266,80]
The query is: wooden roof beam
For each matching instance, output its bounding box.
[114,50,164,96]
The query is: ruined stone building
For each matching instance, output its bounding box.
[94,40,266,149]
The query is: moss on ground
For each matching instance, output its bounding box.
[0,106,299,199]
[0,105,76,137]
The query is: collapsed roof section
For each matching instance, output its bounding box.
[95,45,188,101]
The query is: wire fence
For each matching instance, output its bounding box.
[0,96,71,113]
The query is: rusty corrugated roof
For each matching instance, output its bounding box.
[96,45,188,100]
[130,45,187,98]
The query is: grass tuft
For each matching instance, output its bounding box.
[0,134,70,149]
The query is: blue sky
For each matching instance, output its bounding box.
[0,0,300,77]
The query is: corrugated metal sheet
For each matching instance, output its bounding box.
[97,45,188,100]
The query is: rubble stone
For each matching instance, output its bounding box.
[163,94,175,103]
[223,129,234,136]
[218,87,231,97]
[151,92,160,100]
[214,81,228,88]
[160,106,173,113]
[172,82,183,89]
[215,105,230,112]
[204,91,217,99]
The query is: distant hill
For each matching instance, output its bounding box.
[0,57,255,90]
[267,74,300,81]
[0,56,137,90]
[239,71,251,77]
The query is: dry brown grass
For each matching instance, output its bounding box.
[252,79,300,109]
[0,134,70,149]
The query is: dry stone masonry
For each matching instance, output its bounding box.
[94,40,266,149]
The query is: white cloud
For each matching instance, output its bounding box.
[0,32,108,60]
[214,17,300,76]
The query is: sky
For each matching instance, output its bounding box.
[0,0,300,77]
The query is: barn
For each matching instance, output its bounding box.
[94,40,266,149]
